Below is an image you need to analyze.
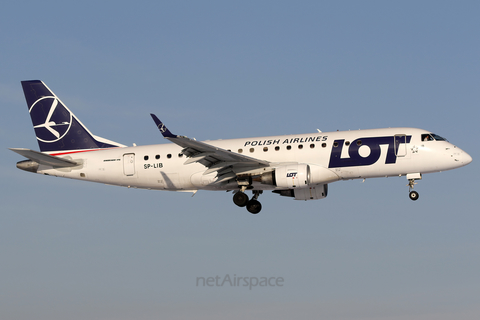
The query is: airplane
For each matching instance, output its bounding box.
[10,80,473,214]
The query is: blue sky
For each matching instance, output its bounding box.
[1,1,479,319]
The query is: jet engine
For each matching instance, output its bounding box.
[261,164,338,189]
[261,164,338,200]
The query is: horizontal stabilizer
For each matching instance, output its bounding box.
[9,148,79,167]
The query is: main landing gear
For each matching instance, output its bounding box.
[233,188,263,214]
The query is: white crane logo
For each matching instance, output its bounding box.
[158,123,167,133]
[29,96,72,143]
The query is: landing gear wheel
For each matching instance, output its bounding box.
[233,192,249,207]
[246,199,262,214]
[409,190,419,201]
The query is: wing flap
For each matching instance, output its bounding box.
[183,152,216,165]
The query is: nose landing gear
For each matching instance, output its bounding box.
[409,189,419,201]
[407,173,422,201]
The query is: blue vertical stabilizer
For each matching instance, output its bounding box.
[21,80,125,152]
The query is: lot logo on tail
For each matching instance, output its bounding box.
[29,96,72,143]
[158,123,167,134]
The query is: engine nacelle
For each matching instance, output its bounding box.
[273,184,328,200]
[294,184,328,200]
[274,164,310,188]
[261,164,339,189]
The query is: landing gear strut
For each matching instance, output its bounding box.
[232,189,263,214]
[407,174,421,201]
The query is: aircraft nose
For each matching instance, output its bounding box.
[463,151,473,165]
[449,145,472,167]
[455,147,473,166]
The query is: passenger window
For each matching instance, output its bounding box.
[275,146,280,151]
[144,155,149,161]
[155,155,160,159]
[178,153,183,158]
[286,145,292,150]
[298,145,303,149]
[167,154,172,159]
[238,149,243,153]
[310,144,315,149]
[322,143,327,148]
[263,147,268,152]
[249,148,254,153]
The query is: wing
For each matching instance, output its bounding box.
[150,114,270,181]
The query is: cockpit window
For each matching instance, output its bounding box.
[421,133,448,142]
[421,134,434,141]
[431,133,447,141]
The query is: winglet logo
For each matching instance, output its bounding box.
[157,123,167,133]
[29,96,72,143]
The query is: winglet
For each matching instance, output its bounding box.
[150,114,176,138]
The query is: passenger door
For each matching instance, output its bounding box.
[123,153,135,176]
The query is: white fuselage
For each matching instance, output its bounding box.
[36,127,472,193]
